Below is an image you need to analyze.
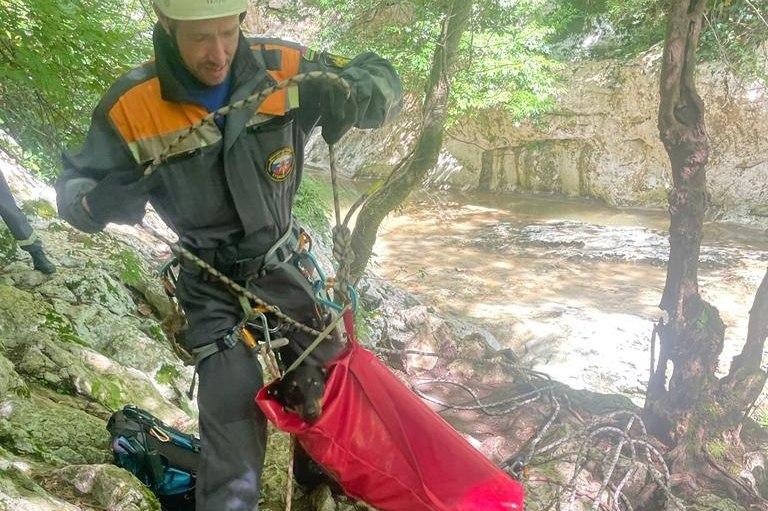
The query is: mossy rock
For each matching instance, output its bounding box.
[155,363,181,386]
[108,248,172,317]
[63,270,137,317]
[0,284,47,345]
[111,249,145,289]
[0,392,110,466]
[47,464,161,511]
[20,199,57,220]
[0,458,81,511]
[11,334,190,426]
[0,353,27,398]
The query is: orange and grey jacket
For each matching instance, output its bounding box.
[56,24,402,256]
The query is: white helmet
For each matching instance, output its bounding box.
[154,0,248,20]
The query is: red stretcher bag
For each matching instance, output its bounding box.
[255,316,525,511]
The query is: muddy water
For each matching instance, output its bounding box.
[371,191,768,403]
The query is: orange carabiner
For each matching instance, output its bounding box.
[240,327,258,349]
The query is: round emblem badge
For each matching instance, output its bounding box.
[265,146,295,182]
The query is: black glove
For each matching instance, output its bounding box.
[84,171,151,225]
[319,80,358,145]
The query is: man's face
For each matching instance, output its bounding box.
[170,15,240,86]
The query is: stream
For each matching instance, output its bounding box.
[371,190,768,404]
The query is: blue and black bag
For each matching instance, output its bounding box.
[107,405,199,511]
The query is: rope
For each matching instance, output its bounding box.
[331,224,355,305]
[284,305,349,375]
[285,438,295,511]
[328,144,342,227]
[327,143,357,308]
[143,223,323,338]
[143,71,350,177]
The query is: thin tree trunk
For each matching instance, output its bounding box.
[723,267,768,421]
[644,0,716,443]
[348,0,473,282]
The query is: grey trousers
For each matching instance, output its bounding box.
[196,342,267,511]
[0,172,37,249]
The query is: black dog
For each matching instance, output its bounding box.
[247,262,345,421]
[272,364,328,422]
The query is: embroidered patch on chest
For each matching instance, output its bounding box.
[265,147,295,182]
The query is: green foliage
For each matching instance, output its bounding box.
[353,301,378,343]
[0,0,153,181]
[754,407,768,428]
[155,363,181,386]
[700,0,768,81]
[548,0,767,81]
[294,176,332,234]
[705,438,727,459]
[452,19,563,121]
[147,323,166,344]
[303,0,563,120]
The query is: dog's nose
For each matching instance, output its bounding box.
[304,402,322,422]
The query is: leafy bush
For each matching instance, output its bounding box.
[0,0,153,181]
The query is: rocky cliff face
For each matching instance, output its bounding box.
[310,51,768,227]
[0,151,196,510]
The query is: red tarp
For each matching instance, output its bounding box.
[256,314,525,511]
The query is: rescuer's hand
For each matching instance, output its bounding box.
[319,80,357,145]
[84,171,151,226]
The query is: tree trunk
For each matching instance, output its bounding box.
[644,0,713,443]
[723,267,768,424]
[348,0,473,282]
[644,2,768,506]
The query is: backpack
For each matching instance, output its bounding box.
[107,405,200,511]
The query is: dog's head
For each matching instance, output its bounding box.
[273,364,327,422]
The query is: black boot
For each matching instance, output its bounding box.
[28,247,56,274]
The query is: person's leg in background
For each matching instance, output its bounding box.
[0,173,55,274]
